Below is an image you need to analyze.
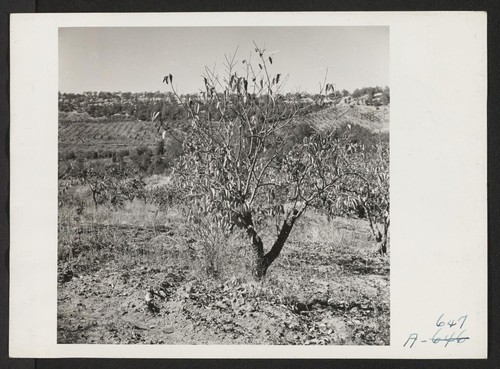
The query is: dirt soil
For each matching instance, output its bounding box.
[58,216,389,345]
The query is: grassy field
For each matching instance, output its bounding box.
[57,182,389,345]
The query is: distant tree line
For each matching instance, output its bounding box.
[59,88,382,123]
[58,91,189,122]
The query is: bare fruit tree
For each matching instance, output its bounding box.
[156,45,361,278]
[143,185,177,236]
[82,165,145,211]
[336,141,390,254]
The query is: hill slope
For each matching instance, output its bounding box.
[58,120,160,155]
[297,105,389,133]
[58,105,389,156]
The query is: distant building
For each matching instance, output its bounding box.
[372,92,384,106]
[322,97,336,105]
[355,94,370,105]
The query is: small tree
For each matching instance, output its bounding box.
[157,45,359,278]
[155,139,165,156]
[335,142,390,254]
[83,165,145,211]
[143,185,177,235]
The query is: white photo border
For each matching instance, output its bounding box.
[10,11,487,358]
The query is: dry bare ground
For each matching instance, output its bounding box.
[57,191,389,345]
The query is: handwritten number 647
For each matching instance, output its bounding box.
[436,314,467,329]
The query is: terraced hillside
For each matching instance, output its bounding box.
[58,105,389,156]
[297,105,389,133]
[58,120,160,155]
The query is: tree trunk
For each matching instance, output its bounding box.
[253,213,297,279]
[237,211,264,278]
[237,209,299,279]
[244,221,265,279]
[152,209,159,236]
[92,191,98,212]
[378,218,389,255]
[378,235,387,255]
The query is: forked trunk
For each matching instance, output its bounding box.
[250,215,297,279]
[238,208,300,279]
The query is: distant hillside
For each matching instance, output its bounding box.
[297,104,389,134]
[58,103,389,159]
[58,120,160,156]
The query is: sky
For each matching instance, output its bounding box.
[59,27,389,94]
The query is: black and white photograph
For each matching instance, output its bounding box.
[9,12,487,359]
[56,26,390,345]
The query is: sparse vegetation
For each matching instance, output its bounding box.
[58,46,389,345]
